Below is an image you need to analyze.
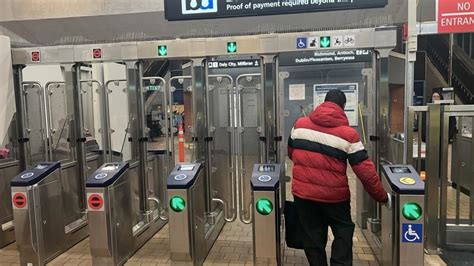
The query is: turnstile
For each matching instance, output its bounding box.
[381,165,424,266]
[11,162,88,265]
[250,164,285,265]
[167,163,225,265]
[86,162,133,265]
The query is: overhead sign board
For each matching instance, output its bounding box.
[438,0,474,33]
[208,59,260,69]
[165,0,388,21]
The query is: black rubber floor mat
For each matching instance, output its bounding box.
[441,250,474,266]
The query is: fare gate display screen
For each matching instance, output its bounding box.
[179,165,195,171]
[390,167,411,174]
[258,165,275,172]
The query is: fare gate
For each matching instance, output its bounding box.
[86,162,132,265]
[11,162,88,266]
[167,163,225,266]
[251,164,285,265]
[381,165,424,266]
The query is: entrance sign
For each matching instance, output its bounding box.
[438,0,474,33]
[313,84,359,127]
[165,0,388,21]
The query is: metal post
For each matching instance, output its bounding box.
[403,0,418,164]
[125,61,149,213]
[12,65,27,170]
[425,104,441,253]
[64,63,87,210]
[448,33,454,87]
[191,58,211,213]
[262,55,276,163]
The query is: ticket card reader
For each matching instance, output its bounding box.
[11,162,63,265]
[381,165,424,266]
[251,164,285,265]
[86,162,133,266]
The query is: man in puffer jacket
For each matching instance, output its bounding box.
[288,89,389,266]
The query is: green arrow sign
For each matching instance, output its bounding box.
[320,36,331,48]
[256,198,273,216]
[158,45,168,56]
[227,42,237,53]
[170,196,186,212]
[402,202,422,221]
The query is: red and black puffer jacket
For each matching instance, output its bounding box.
[288,101,388,203]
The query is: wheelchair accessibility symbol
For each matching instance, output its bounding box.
[402,224,422,243]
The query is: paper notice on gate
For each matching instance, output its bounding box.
[289,84,306,101]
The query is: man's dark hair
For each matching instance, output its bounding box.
[324,89,346,109]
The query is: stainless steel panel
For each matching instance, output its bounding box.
[0,161,19,247]
[38,177,64,261]
[425,104,441,252]
[253,190,279,265]
[129,164,141,228]
[168,189,192,262]
[12,46,75,65]
[190,170,207,265]
[12,28,397,64]
[109,174,133,264]
[60,164,84,227]
[74,43,138,63]
[398,194,424,266]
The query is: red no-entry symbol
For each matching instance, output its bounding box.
[88,193,104,211]
[12,193,27,209]
[92,49,102,59]
[31,51,41,62]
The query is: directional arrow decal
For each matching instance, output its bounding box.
[158,45,168,56]
[227,42,237,53]
[320,36,331,48]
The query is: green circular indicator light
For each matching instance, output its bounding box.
[402,202,422,221]
[170,196,186,213]
[256,198,273,216]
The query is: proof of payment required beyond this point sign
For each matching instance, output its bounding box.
[438,0,474,33]
[165,0,388,21]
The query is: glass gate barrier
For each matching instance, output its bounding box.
[207,74,236,221]
[236,73,264,224]
[22,82,47,165]
[170,76,194,163]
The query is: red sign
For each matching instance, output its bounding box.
[438,0,474,33]
[88,193,104,211]
[12,193,27,209]
[31,51,41,62]
[92,49,102,59]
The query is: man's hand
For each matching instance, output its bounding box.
[384,193,392,210]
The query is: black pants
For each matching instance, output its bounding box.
[294,196,355,266]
